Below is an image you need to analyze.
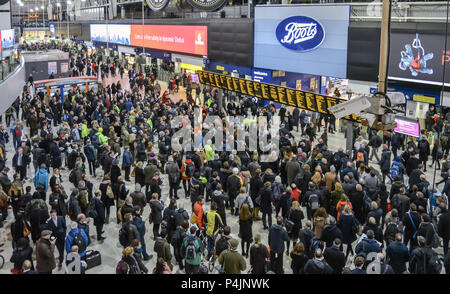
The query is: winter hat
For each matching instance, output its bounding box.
[275,176,281,184]
[229,239,239,251]
[40,230,52,237]
[232,167,239,175]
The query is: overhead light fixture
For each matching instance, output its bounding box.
[41,5,44,9]
[35,6,39,10]
[19,2,23,6]
[30,8,33,12]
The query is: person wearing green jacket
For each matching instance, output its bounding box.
[204,141,215,162]
[181,226,204,274]
[81,122,89,140]
[218,238,247,274]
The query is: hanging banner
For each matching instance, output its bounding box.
[186,0,227,11]
[197,70,361,122]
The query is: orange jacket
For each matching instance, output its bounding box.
[193,201,204,230]
[336,200,352,222]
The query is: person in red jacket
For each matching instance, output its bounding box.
[193,196,205,231]
[180,155,195,198]
[291,183,302,202]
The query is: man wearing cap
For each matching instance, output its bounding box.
[36,229,57,274]
[218,238,246,274]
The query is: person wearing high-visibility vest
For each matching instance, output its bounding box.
[81,122,89,140]
[204,141,215,162]
[96,128,108,145]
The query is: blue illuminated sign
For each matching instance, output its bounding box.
[275,16,325,52]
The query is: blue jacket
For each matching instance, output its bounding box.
[132,215,146,238]
[341,167,359,182]
[355,238,381,256]
[351,268,367,274]
[268,224,289,254]
[124,101,133,111]
[34,168,49,192]
[386,241,410,274]
[65,228,89,257]
[122,151,132,168]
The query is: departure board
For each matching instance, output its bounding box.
[315,95,328,114]
[197,70,361,122]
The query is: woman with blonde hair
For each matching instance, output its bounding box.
[313,207,328,239]
[336,194,352,222]
[249,234,269,274]
[117,246,142,274]
[330,182,344,218]
[337,205,359,258]
[286,201,304,254]
[239,203,253,257]
[311,171,322,186]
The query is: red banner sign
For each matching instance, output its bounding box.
[130,25,207,56]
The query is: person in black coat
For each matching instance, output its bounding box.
[379,145,391,184]
[418,136,430,172]
[92,190,106,241]
[438,205,450,256]
[10,212,31,249]
[44,209,66,266]
[321,220,344,249]
[323,238,346,274]
[386,233,410,274]
[99,177,115,224]
[286,201,304,253]
[290,242,309,274]
[338,207,359,258]
[249,235,270,274]
[149,194,164,240]
[260,182,273,230]
[238,204,253,257]
[402,203,421,252]
[29,201,49,244]
[134,163,145,188]
[10,237,34,272]
[110,159,122,184]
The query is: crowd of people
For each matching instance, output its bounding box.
[0,40,448,275]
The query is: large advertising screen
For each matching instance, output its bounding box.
[254,5,350,79]
[1,29,14,49]
[197,70,361,123]
[90,24,131,45]
[389,32,450,87]
[130,25,207,56]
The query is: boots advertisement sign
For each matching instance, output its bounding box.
[389,32,450,87]
[254,5,350,79]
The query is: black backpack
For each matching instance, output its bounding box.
[308,193,319,210]
[391,195,402,211]
[384,221,400,243]
[69,169,77,184]
[185,162,195,178]
[424,248,442,274]
[119,225,133,247]
[69,230,87,253]
[215,236,229,256]
[185,237,197,261]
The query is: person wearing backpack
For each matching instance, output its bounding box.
[205,201,224,259]
[390,156,405,183]
[409,236,442,274]
[379,144,392,184]
[303,248,333,274]
[34,163,49,194]
[402,203,422,252]
[171,220,189,270]
[438,204,450,256]
[384,209,403,247]
[271,176,284,218]
[234,187,254,215]
[304,182,322,220]
[218,238,246,274]
[165,156,180,200]
[181,226,204,274]
[119,213,141,248]
[418,136,431,172]
[65,222,89,260]
[180,155,195,198]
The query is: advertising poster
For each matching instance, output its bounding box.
[389,32,450,87]
[254,5,350,79]
[61,62,69,73]
[90,24,131,45]
[296,80,302,90]
[49,24,55,37]
[48,62,57,75]
[1,29,14,49]
[130,25,208,56]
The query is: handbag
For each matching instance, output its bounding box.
[162,242,173,271]
[85,250,102,270]
[23,222,31,237]
[255,195,262,206]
